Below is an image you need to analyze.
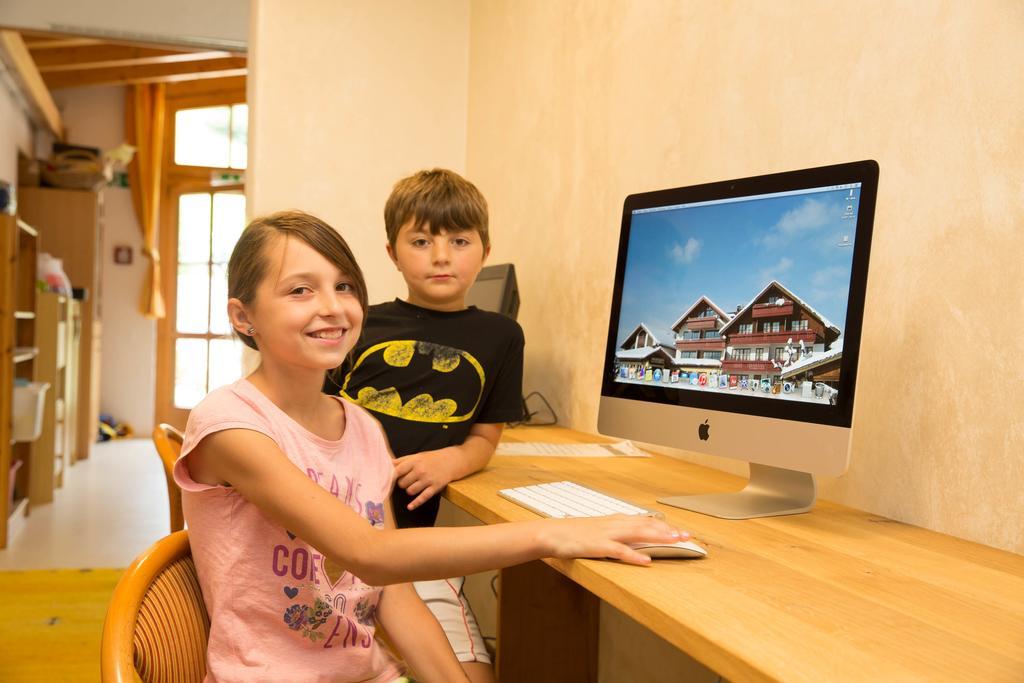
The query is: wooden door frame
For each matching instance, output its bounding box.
[154,77,246,429]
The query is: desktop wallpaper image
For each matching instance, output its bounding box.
[613,186,860,404]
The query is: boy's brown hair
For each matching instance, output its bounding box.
[384,168,489,249]
[227,210,369,352]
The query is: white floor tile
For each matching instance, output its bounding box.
[0,438,169,570]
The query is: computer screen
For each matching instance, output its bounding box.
[598,160,878,518]
[466,263,520,320]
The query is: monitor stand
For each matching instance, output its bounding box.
[658,463,816,520]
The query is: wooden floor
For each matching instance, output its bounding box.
[0,439,168,682]
[0,438,169,570]
[0,567,123,682]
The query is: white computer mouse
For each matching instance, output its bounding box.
[630,539,707,559]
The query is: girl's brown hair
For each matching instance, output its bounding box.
[227,210,369,353]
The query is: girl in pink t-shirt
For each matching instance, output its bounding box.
[175,210,687,683]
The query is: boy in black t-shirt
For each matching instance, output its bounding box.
[327,169,522,683]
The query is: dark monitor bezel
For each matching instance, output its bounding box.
[601,160,878,428]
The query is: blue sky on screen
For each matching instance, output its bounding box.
[616,187,860,344]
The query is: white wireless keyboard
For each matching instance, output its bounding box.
[498,481,661,519]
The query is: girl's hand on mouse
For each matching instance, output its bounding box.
[535,515,689,566]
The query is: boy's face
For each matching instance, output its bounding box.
[387,220,489,312]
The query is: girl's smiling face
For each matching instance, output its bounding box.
[229,235,363,371]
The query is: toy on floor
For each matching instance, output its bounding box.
[98,413,134,441]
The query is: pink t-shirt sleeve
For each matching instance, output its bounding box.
[172,386,277,493]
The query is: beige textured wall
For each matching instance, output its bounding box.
[0,79,33,185]
[251,3,1020,679]
[466,1,1024,554]
[248,0,470,303]
[247,1,1023,549]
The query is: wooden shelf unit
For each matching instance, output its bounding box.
[31,291,78,503]
[1,214,39,548]
[12,347,38,364]
[18,187,103,464]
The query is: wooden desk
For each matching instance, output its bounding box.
[444,426,1024,683]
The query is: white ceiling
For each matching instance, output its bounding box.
[0,0,249,51]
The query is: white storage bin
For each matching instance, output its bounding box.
[12,381,50,442]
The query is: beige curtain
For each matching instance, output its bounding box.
[125,83,167,319]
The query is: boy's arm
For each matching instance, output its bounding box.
[377,504,469,683]
[394,422,502,511]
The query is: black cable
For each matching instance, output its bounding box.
[507,391,558,428]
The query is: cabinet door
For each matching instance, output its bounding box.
[0,216,17,547]
[18,188,101,320]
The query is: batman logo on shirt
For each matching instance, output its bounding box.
[340,340,485,423]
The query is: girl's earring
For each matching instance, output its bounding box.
[246,326,256,335]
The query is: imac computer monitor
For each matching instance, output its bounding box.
[466,263,520,320]
[598,160,878,519]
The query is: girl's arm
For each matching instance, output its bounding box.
[377,583,468,682]
[375,504,469,683]
[187,428,686,586]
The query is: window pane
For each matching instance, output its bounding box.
[175,106,231,167]
[177,264,211,334]
[212,192,246,263]
[230,103,248,169]
[174,338,208,408]
[209,338,244,392]
[209,264,231,335]
[178,193,212,264]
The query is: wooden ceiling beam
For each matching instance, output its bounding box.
[42,56,247,89]
[22,37,104,50]
[12,29,103,50]
[164,75,247,101]
[0,31,63,138]
[30,45,180,67]
[7,27,246,55]
[134,68,248,86]
[34,47,234,72]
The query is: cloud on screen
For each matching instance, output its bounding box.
[671,237,701,264]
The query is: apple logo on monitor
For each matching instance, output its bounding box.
[698,419,710,441]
